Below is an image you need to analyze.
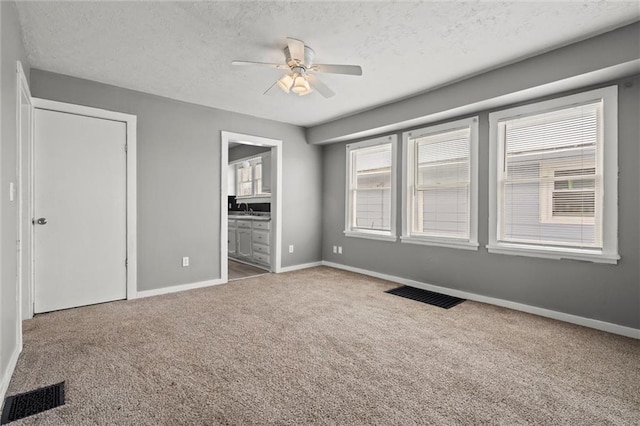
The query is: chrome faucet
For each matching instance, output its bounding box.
[240,202,249,214]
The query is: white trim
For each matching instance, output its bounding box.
[278,261,323,273]
[488,86,618,264]
[126,117,138,300]
[0,344,20,403]
[16,60,32,334]
[400,236,479,251]
[321,261,639,339]
[31,98,138,300]
[486,243,619,264]
[344,134,398,239]
[221,136,229,282]
[401,116,479,248]
[343,230,397,242]
[135,279,225,299]
[221,131,283,283]
[33,98,134,123]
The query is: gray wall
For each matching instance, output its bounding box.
[30,69,323,291]
[0,1,30,391]
[322,76,640,329]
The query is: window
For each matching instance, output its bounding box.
[345,135,397,241]
[401,117,479,250]
[234,156,268,198]
[236,162,253,196]
[488,86,619,263]
[540,163,596,225]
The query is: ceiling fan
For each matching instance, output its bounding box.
[232,38,362,98]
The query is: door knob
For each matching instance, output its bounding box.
[35,217,47,225]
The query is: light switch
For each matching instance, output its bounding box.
[182,257,189,267]
[9,182,15,202]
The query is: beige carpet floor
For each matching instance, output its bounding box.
[6,266,640,425]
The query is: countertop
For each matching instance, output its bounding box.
[228,213,271,221]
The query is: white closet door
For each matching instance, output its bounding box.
[34,108,127,313]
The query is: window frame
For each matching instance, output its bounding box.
[401,116,479,251]
[539,161,597,226]
[487,86,619,264]
[235,161,254,197]
[344,135,398,242]
[233,155,269,199]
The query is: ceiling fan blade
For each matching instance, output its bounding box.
[311,64,362,76]
[263,80,281,95]
[232,60,288,70]
[287,38,305,63]
[306,75,335,98]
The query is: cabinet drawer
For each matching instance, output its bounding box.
[252,242,270,255]
[237,220,252,229]
[252,220,270,230]
[252,251,270,265]
[252,230,269,244]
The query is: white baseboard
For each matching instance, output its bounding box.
[322,261,640,339]
[0,344,21,403]
[134,260,323,299]
[135,278,225,299]
[278,261,323,273]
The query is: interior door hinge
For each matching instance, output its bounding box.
[125,258,128,268]
[125,143,128,153]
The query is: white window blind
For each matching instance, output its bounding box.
[499,101,602,248]
[411,127,471,239]
[349,144,392,231]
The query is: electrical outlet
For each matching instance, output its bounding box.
[182,257,189,267]
[332,245,337,254]
[289,245,294,253]
[338,246,343,254]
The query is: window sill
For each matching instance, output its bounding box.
[344,230,397,242]
[401,236,479,251]
[486,243,619,264]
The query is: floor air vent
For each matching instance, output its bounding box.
[386,286,465,309]
[1,382,65,424]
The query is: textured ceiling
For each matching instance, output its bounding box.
[15,1,640,127]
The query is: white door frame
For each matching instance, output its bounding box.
[220,131,282,282]
[16,62,32,324]
[16,62,32,344]
[29,98,138,313]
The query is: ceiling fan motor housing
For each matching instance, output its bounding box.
[284,45,315,70]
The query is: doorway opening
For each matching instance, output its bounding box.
[220,132,282,283]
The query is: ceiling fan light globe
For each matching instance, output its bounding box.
[277,74,294,93]
[291,76,311,95]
